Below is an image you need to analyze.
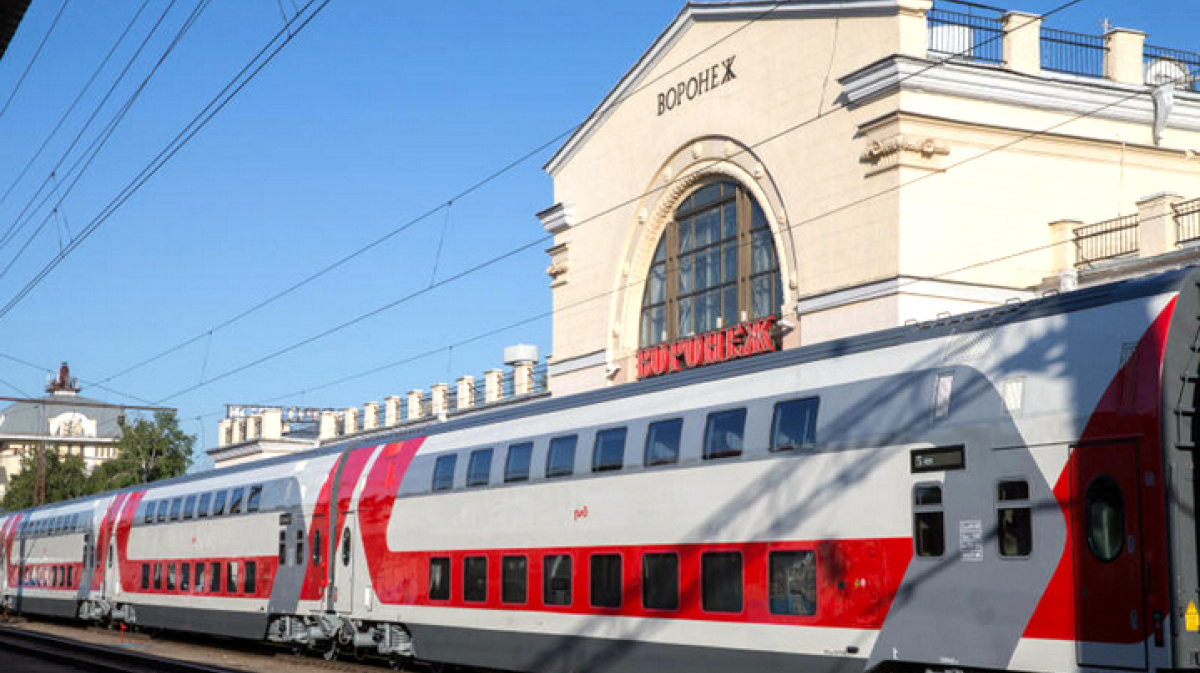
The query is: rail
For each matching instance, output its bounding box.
[0,625,241,673]
[1040,27,1105,78]
[1176,198,1200,246]
[1074,214,1139,266]
[927,2,1004,65]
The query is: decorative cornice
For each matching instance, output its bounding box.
[797,276,1034,314]
[537,202,576,235]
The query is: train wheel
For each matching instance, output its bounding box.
[388,655,409,671]
[323,641,339,661]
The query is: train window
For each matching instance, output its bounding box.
[154,563,163,590]
[194,562,205,593]
[180,563,190,592]
[770,398,819,451]
[701,551,743,612]
[913,484,945,557]
[429,557,451,600]
[141,564,149,590]
[703,409,746,460]
[769,550,817,615]
[645,419,683,466]
[592,428,627,473]
[245,561,257,594]
[212,491,227,517]
[183,495,196,520]
[642,553,679,610]
[504,443,533,482]
[502,555,527,604]
[544,554,572,606]
[247,486,263,513]
[997,479,1032,557]
[467,449,494,487]
[432,455,457,492]
[279,531,287,564]
[295,529,305,566]
[170,498,183,521]
[590,554,622,608]
[166,563,176,591]
[52,566,59,587]
[227,562,238,593]
[210,562,221,593]
[1086,476,1124,562]
[229,488,245,515]
[934,372,954,418]
[66,566,72,588]
[156,501,169,523]
[546,435,578,479]
[313,530,322,566]
[341,527,351,566]
[197,493,211,518]
[143,504,154,524]
[464,556,487,602]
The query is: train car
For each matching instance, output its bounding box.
[4,266,1200,673]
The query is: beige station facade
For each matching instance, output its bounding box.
[538,0,1200,396]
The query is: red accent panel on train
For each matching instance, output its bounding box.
[1023,298,1174,642]
[91,493,128,591]
[358,439,425,603]
[114,490,147,592]
[300,447,377,601]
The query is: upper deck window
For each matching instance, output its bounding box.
[467,449,493,487]
[546,435,578,478]
[592,428,627,472]
[704,409,746,459]
[504,442,533,482]
[432,455,457,492]
[770,398,818,451]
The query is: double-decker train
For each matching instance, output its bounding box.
[5,266,1200,673]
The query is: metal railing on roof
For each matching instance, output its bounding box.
[927,4,1004,65]
[1040,27,1106,78]
[1074,214,1139,266]
[1176,198,1200,246]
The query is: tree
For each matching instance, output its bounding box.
[2,450,90,511]
[88,411,194,492]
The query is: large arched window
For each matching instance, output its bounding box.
[640,181,782,348]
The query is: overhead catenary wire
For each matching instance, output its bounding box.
[0,0,70,120]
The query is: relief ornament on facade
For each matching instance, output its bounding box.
[861,134,950,173]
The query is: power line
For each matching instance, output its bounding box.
[0,0,70,119]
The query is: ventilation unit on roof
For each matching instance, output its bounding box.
[1145,58,1191,89]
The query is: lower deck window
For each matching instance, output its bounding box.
[227,562,238,593]
[166,563,176,591]
[544,554,572,606]
[142,564,150,590]
[997,479,1032,557]
[209,562,221,593]
[464,556,487,602]
[642,553,679,610]
[914,484,945,557]
[701,552,743,612]
[180,563,190,591]
[245,561,257,594]
[769,551,817,615]
[502,556,527,604]
[590,554,622,608]
[195,562,206,593]
[154,563,163,590]
[429,557,450,601]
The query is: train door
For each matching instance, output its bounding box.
[333,513,356,614]
[1074,441,1147,669]
[311,512,328,604]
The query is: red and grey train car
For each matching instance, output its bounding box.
[5,266,1200,673]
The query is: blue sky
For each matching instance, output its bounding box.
[0,0,1194,470]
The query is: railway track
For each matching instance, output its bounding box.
[0,625,246,673]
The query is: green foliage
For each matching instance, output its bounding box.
[1,451,90,511]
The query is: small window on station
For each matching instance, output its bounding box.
[247,485,263,513]
[704,409,746,460]
[183,495,197,520]
[197,493,211,518]
[544,554,573,606]
[463,556,487,602]
[467,449,493,487]
[432,455,457,492]
[642,553,679,610]
[701,551,743,612]
[229,487,245,515]
[245,561,257,594]
[170,498,183,521]
[770,398,819,451]
[429,557,451,600]
[209,561,221,593]
[590,554,622,608]
[194,562,206,593]
[913,484,945,557]
[504,442,533,482]
[546,435,578,479]
[644,418,683,466]
[502,555,527,604]
[212,491,228,516]
[997,479,1032,557]
[227,561,239,593]
[769,550,817,615]
[592,428,627,473]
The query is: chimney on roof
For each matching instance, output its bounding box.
[46,361,81,395]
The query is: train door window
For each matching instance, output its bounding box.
[183,495,196,520]
[295,529,305,566]
[913,484,945,557]
[546,435,578,479]
[170,498,183,521]
[229,488,245,515]
[504,442,533,482]
[590,554,622,608]
[194,563,205,593]
[247,486,263,513]
[642,553,679,610]
[467,449,493,487]
[154,563,163,590]
[645,418,683,466]
[227,562,238,593]
[704,409,746,460]
[502,555,527,604]
[997,479,1032,557]
[592,428,627,473]
[156,501,169,523]
[197,493,211,518]
[341,527,351,566]
[429,557,451,600]
[1086,475,1124,561]
[313,530,321,566]
[544,554,573,606]
[769,550,817,615]
[245,561,257,594]
[212,491,227,516]
[166,563,176,591]
[463,556,487,602]
[209,562,221,593]
[432,455,457,492]
[701,551,743,613]
[141,564,149,590]
[180,563,190,592]
[279,531,287,564]
[770,398,819,451]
